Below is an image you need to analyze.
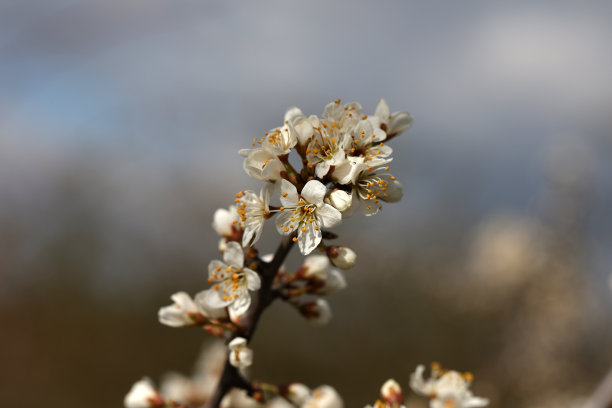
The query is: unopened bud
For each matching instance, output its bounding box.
[298,299,332,326]
[281,383,311,406]
[327,189,352,212]
[299,255,330,280]
[124,378,164,408]
[303,385,343,408]
[327,246,357,270]
[381,379,404,404]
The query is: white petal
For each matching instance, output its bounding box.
[284,106,304,123]
[375,98,390,122]
[389,111,413,135]
[302,255,330,280]
[380,174,403,203]
[228,290,251,318]
[315,160,331,179]
[212,207,238,236]
[170,292,198,313]
[200,288,232,309]
[301,180,327,206]
[124,378,159,408]
[317,204,342,228]
[332,157,366,185]
[208,260,225,280]
[158,304,192,327]
[275,210,296,235]
[194,290,228,319]
[298,221,322,255]
[223,242,244,268]
[280,179,299,207]
[244,268,261,291]
[465,397,490,407]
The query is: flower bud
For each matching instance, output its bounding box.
[281,383,311,406]
[298,299,332,326]
[380,379,404,404]
[300,255,330,280]
[326,189,352,212]
[228,337,253,369]
[158,292,200,327]
[302,385,344,408]
[124,378,164,408]
[212,206,240,237]
[327,246,357,270]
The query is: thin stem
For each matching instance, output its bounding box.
[203,235,295,408]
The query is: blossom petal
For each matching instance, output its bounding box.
[298,221,322,255]
[275,210,296,235]
[389,111,414,136]
[198,288,232,309]
[317,204,342,228]
[228,289,251,318]
[223,241,244,268]
[208,260,225,280]
[244,268,261,291]
[380,174,403,203]
[280,179,299,207]
[375,98,390,123]
[301,180,326,206]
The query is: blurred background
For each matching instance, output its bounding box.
[2,1,612,407]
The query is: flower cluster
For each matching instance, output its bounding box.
[122,99,492,408]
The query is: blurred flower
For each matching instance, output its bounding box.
[282,383,311,406]
[298,299,333,326]
[158,292,201,327]
[298,255,346,295]
[410,364,488,408]
[228,337,254,368]
[275,179,342,255]
[124,378,164,408]
[302,385,344,408]
[197,242,261,319]
[380,379,404,404]
[213,205,241,237]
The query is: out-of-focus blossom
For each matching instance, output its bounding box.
[282,383,311,406]
[410,364,488,408]
[301,385,344,408]
[228,337,254,368]
[220,389,262,408]
[298,255,346,294]
[213,205,241,237]
[158,292,201,327]
[298,299,333,326]
[124,378,164,408]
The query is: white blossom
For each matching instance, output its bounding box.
[374,98,414,137]
[284,383,311,406]
[351,168,403,216]
[306,127,348,179]
[158,292,201,327]
[327,246,357,270]
[343,119,392,168]
[410,364,489,408]
[228,337,254,368]
[235,186,271,247]
[159,373,194,405]
[239,148,285,182]
[380,379,403,404]
[275,179,341,255]
[220,389,262,408]
[213,205,240,237]
[298,298,333,326]
[299,255,346,294]
[196,242,261,319]
[285,107,316,146]
[124,378,164,408]
[302,385,344,408]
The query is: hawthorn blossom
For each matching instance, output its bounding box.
[235,186,271,247]
[305,125,348,179]
[374,98,414,138]
[351,167,403,216]
[343,119,392,168]
[239,148,285,182]
[213,205,241,237]
[302,385,344,408]
[285,107,316,146]
[259,122,298,155]
[158,292,201,327]
[228,337,254,369]
[275,179,341,255]
[124,378,164,408]
[410,364,489,408]
[197,242,261,319]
